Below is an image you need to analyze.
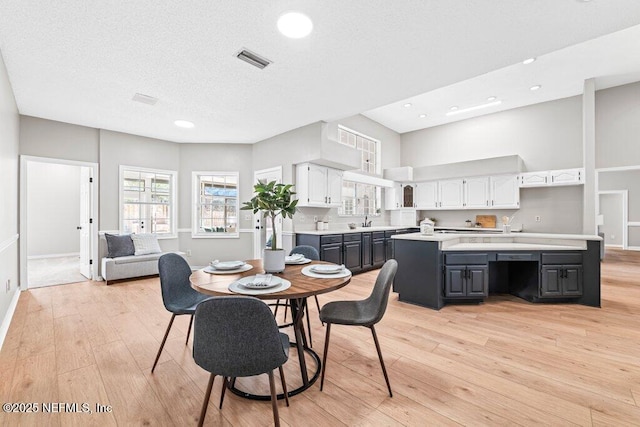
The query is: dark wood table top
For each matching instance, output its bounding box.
[190,259,351,300]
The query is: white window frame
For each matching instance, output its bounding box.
[119,165,177,239]
[192,171,240,239]
[339,181,382,217]
[338,125,381,175]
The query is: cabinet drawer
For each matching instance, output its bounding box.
[343,233,361,242]
[444,253,488,265]
[320,235,343,245]
[372,232,385,240]
[496,253,538,261]
[541,253,582,265]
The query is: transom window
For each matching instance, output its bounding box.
[338,126,379,174]
[340,181,381,216]
[192,172,239,238]
[120,166,176,237]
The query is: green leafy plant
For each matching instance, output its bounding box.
[241,181,298,250]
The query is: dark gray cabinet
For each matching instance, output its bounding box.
[362,233,373,269]
[319,234,342,265]
[443,253,489,298]
[540,253,583,298]
[343,234,362,273]
[372,232,385,266]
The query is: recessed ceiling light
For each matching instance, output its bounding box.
[450,106,459,111]
[174,120,194,129]
[530,85,542,91]
[446,100,502,116]
[487,96,497,102]
[403,103,412,108]
[522,58,536,65]
[419,114,427,118]
[277,12,313,38]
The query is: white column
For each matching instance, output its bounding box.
[583,79,596,234]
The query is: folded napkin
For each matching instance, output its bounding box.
[311,264,345,273]
[285,253,305,262]
[247,274,273,288]
[210,260,244,269]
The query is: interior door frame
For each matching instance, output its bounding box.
[19,155,99,289]
[596,190,628,249]
[252,166,282,259]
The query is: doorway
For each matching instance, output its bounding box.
[597,191,627,249]
[252,167,282,259]
[20,156,98,288]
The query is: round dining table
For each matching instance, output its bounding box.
[189,259,351,400]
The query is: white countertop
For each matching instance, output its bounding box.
[295,226,415,236]
[392,232,602,251]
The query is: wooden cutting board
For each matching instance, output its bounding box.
[475,215,497,228]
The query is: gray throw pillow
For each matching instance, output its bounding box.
[105,234,135,258]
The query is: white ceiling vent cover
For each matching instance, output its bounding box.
[132,93,158,105]
[236,48,272,69]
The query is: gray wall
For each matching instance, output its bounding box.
[401,96,585,233]
[27,162,81,256]
[0,50,20,337]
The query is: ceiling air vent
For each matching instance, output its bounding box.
[236,48,272,69]
[132,93,158,105]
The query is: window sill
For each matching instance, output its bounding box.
[191,233,240,239]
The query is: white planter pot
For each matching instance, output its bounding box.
[263,248,285,273]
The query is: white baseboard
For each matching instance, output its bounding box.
[27,252,80,260]
[626,246,640,251]
[0,289,21,352]
[604,244,623,248]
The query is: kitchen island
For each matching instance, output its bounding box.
[391,232,602,310]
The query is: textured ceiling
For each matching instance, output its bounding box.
[1,1,640,143]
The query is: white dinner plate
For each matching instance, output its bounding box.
[203,264,253,275]
[228,277,292,295]
[285,258,312,265]
[211,260,245,270]
[310,264,344,274]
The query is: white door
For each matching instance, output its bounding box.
[253,167,282,258]
[490,175,520,208]
[439,179,464,209]
[326,168,343,207]
[79,167,92,279]
[415,181,438,210]
[464,177,489,209]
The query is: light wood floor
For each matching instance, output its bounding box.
[1,249,640,426]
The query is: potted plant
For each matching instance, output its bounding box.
[241,180,298,272]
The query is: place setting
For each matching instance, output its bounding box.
[301,263,352,279]
[228,273,292,295]
[285,253,312,265]
[203,259,253,274]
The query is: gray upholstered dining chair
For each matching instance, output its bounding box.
[151,253,209,373]
[193,296,290,427]
[319,259,398,397]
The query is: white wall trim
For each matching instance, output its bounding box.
[0,234,19,254]
[20,156,99,289]
[626,246,640,251]
[0,287,21,352]
[627,222,640,227]
[596,190,628,250]
[27,252,79,260]
[596,165,640,172]
[98,230,120,235]
[605,244,623,248]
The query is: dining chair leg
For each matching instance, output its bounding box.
[320,323,332,391]
[314,295,324,326]
[151,313,175,373]
[198,373,216,427]
[369,325,393,397]
[219,377,228,409]
[268,370,281,427]
[186,314,194,345]
[278,366,289,407]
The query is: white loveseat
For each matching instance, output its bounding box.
[100,234,186,285]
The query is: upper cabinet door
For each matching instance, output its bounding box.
[490,174,520,208]
[520,171,549,187]
[402,184,416,208]
[326,168,343,207]
[307,164,329,205]
[464,177,489,209]
[415,181,439,210]
[549,168,583,186]
[384,184,403,210]
[439,179,464,209]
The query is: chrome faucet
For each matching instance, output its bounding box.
[362,216,372,227]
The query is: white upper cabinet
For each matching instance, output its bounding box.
[385,183,417,210]
[296,163,343,208]
[490,174,520,208]
[415,181,439,210]
[549,168,583,186]
[439,179,465,209]
[520,168,584,188]
[464,177,489,209]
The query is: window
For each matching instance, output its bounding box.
[120,166,176,237]
[338,126,379,174]
[192,172,239,238]
[340,181,381,216]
